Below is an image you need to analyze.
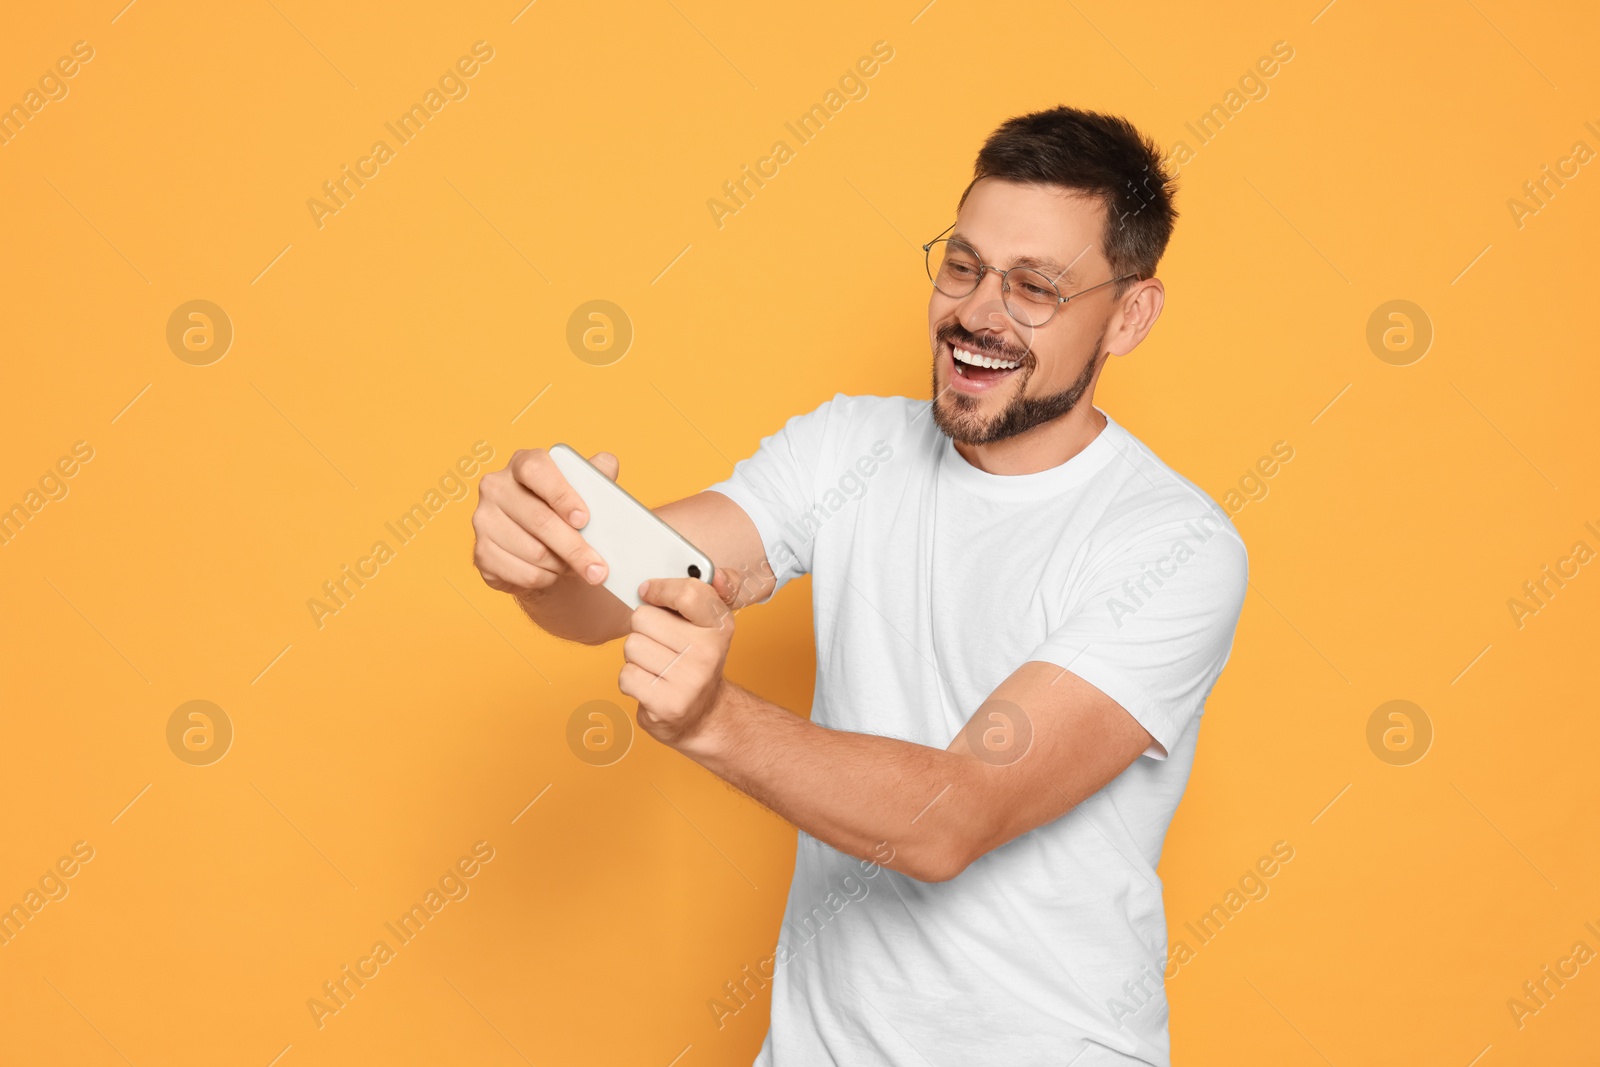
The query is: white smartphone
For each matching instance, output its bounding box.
[547,443,715,610]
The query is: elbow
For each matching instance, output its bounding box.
[903,839,975,884]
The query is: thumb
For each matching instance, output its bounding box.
[589,450,620,481]
[711,566,738,606]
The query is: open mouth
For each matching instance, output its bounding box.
[946,340,1023,390]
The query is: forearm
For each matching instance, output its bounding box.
[677,680,990,882]
[513,568,632,645]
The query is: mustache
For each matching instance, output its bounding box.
[937,326,1029,363]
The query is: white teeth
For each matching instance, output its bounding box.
[952,345,1019,371]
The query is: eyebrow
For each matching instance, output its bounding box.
[949,231,1084,285]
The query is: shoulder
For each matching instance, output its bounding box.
[1092,415,1249,579]
[784,392,932,448]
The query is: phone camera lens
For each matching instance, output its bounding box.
[687,564,702,579]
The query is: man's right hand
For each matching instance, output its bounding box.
[471,447,618,599]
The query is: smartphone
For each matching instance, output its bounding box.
[547,443,715,610]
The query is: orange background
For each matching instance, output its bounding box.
[2,1,1598,1064]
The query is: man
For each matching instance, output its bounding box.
[472,105,1249,1066]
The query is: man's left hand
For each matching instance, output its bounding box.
[619,570,737,750]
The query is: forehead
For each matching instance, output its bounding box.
[952,178,1108,277]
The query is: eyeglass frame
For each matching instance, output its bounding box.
[921,221,1140,327]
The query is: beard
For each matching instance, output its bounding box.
[930,324,1105,445]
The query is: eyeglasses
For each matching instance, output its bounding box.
[922,222,1138,328]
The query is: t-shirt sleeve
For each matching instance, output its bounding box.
[701,394,847,599]
[1026,517,1249,760]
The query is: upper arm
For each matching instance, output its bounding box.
[654,490,775,610]
[671,395,849,609]
[940,518,1248,872]
[943,660,1155,870]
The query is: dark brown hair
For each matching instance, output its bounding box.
[957,106,1177,291]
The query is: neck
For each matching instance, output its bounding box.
[951,400,1108,475]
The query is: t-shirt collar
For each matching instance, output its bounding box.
[937,406,1123,500]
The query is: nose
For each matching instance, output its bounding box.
[957,268,1015,334]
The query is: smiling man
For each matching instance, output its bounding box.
[473,105,1249,1066]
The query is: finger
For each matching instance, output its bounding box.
[629,602,698,650]
[494,470,608,583]
[617,661,663,708]
[476,505,564,572]
[589,450,620,481]
[475,536,557,593]
[621,631,683,677]
[510,447,594,528]
[711,566,736,605]
[638,577,730,628]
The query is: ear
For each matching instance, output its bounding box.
[1104,278,1165,358]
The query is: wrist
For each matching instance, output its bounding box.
[676,679,740,763]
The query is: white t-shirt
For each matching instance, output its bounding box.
[704,393,1249,1066]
